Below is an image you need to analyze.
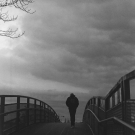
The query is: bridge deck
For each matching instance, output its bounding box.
[13,122,93,135]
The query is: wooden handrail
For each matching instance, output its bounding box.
[0,108,55,116]
[0,95,60,135]
[0,95,57,114]
[85,109,135,133]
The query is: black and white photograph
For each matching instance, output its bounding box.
[0,0,135,135]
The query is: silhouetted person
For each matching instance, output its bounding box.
[66,93,79,128]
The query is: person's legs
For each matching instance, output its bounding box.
[69,109,76,127]
[69,109,73,126]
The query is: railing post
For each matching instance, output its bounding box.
[0,96,5,135]
[26,98,29,126]
[121,79,130,122]
[44,104,46,122]
[121,79,130,135]
[49,107,51,123]
[40,101,42,122]
[97,98,99,135]
[44,104,46,123]
[34,99,36,123]
[17,97,20,130]
[104,98,108,135]
[48,107,50,123]
[46,108,48,123]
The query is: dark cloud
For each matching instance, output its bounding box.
[1,0,135,121]
[10,0,135,93]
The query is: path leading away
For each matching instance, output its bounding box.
[13,122,93,135]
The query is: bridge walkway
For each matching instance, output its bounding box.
[12,122,92,135]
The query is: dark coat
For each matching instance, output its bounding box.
[66,95,79,109]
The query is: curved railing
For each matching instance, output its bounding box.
[0,95,60,135]
[83,109,135,135]
[83,70,135,135]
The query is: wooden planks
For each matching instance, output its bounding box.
[12,122,93,135]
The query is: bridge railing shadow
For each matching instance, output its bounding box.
[0,95,60,135]
[83,70,135,135]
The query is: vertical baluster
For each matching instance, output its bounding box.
[34,100,36,123]
[97,98,99,135]
[49,107,50,123]
[26,98,29,126]
[121,79,130,135]
[51,110,52,122]
[48,107,49,123]
[0,96,5,135]
[44,104,46,123]
[47,106,48,123]
[40,102,41,122]
[121,79,129,122]
[45,104,46,122]
[43,103,45,122]
[46,105,47,123]
[17,96,20,131]
[46,106,48,123]
[104,98,108,135]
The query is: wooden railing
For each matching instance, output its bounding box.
[83,70,135,135]
[84,109,135,135]
[0,95,60,135]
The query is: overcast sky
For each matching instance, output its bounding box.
[0,0,135,122]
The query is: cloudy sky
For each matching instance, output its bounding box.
[0,0,135,122]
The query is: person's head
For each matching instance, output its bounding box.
[70,93,75,97]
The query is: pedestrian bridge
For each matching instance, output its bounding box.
[1,70,135,135]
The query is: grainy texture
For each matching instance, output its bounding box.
[12,122,93,135]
